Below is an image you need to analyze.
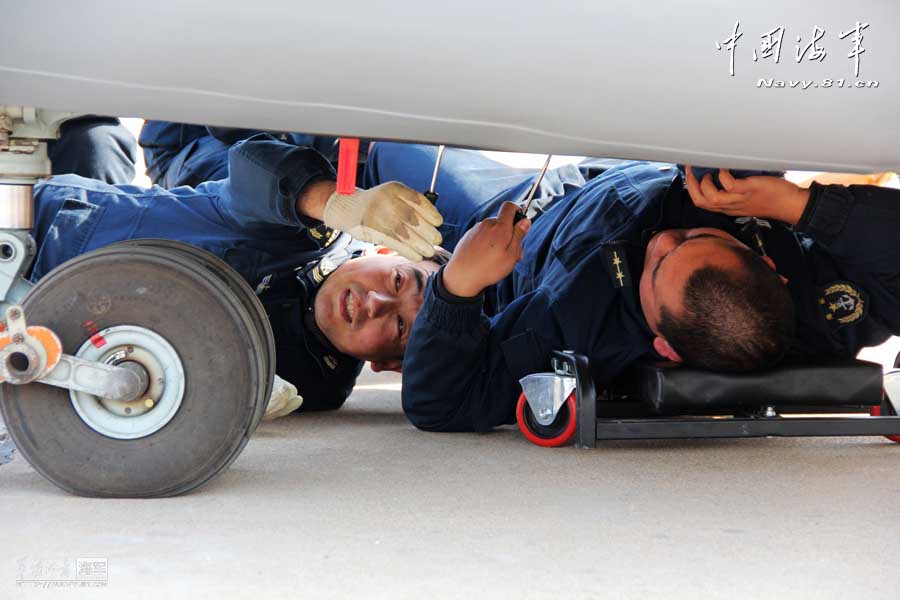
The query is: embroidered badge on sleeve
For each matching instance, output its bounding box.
[817,281,867,328]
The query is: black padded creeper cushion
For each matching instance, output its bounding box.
[636,358,884,415]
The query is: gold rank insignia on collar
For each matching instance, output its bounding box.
[602,244,632,288]
[323,355,338,370]
[817,281,867,328]
[311,257,339,284]
[308,225,341,248]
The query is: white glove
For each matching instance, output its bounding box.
[323,181,443,261]
[264,375,304,421]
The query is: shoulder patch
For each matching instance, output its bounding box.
[311,256,339,284]
[602,245,632,288]
[308,225,341,248]
[817,281,867,328]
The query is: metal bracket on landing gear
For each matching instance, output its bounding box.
[0,305,60,383]
[40,354,149,404]
[0,305,149,404]
[0,229,35,310]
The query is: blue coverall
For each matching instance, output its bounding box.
[139,121,344,189]
[373,148,900,432]
[363,142,592,251]
[48,116,137,185]
[32,134,362,411]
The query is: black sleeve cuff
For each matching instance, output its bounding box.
[432,267,484,305]
[419,269,486,334]
[795,182,853,245]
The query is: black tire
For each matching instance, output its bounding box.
[86,241,274,442]
[0,243,268,497]
[114,239,276,430]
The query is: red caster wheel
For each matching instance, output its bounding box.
[516,391,577,447]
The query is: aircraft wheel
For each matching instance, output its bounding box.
[115,239,276,430]
[0,242,270,497]
[516,391,577,447]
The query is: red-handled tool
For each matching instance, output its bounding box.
[336,138,360,195]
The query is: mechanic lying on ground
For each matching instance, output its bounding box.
[364,144,900,432]
[34,134,900,431]
[31,134,445,415]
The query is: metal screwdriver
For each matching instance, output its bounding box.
[424,145,445,204]
[514,154,553,223]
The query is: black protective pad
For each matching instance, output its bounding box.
[637,358,884,415]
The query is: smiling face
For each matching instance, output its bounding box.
[314,254,441,364]
[638,228,749,335]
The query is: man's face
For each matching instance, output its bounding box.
[314,254,441,364]
[638,228,749,333]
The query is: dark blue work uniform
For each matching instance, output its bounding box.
[48,116,137,185]
[393,153,900,432]
[139,121,343,189]
[364,142,593,251]
[32,134,363,411]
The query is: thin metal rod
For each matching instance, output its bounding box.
[429,145,446,194]
[520,154,552,215]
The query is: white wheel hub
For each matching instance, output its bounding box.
[69,326,185,439]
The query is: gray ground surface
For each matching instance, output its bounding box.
[2,366,900,599]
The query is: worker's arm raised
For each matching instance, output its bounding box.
[220,133,336,230]
[684,166,810,225]
[219,133,444,260]
[443,202,531,297]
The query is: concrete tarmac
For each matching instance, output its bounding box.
[2,366,900,599]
